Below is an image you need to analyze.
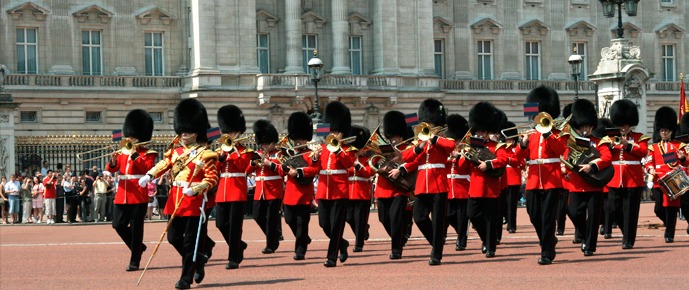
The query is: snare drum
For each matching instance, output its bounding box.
[658,168,689,200]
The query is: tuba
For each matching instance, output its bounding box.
[560,128,614,187]
[368,136,417,192]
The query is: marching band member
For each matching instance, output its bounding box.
[311,101,357,267]
[375,111,415,259]
[139,99,218,289]
[105,109,157,272]
[502,121,526,234]
[557,103,573,236]
[252,120,284,254]
[444,114,471,251]
[679,113,689,235]
[214,105,252,269]
[346,125,374,252]
[514,85,568,265]
[591,118,614,242]
[395,99,454,266]
[564,99,612,257]
[467,102,508,258]
[646,107,687,243]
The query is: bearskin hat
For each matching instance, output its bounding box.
[419,99,447,127]
[469,101,502,133]
[526,85,561,118]
[445,114,469,140]
[217,105,246,134]
[383,110,412,140]
[654,106,677,137]
[569,99,598,130]
[562,103,573,119]
[174,98,210,143]
[253,120,279,145]
[123,109,153,142]
[680,113,689,135]
[610,99,639,127]
[288,111,313,141]
[593,118,614,139]
[323,101,351,137]
[349,125,371,150]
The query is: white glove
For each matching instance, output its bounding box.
[183,187,195,196]
[138,175,151,187]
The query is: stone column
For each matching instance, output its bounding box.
[215,0,259,73]
[0,92,19,178]
[284,0,304,74]
[371,0,399,75]
[330,0,350,74]
[189,0,219,75]
[416,0,436,76]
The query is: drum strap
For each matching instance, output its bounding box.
[658,141,679,168]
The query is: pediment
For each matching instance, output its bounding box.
[433,17,453,33]
[470,17,502,35]
[348,12,370,28]
[655,23,685,39]
[301,11,327,33]
[566,20,596,37]
[136,6,175,25]
[6,2,50,21]
[611,22,641,38]
[519,19,549,36]
[73,5,113,24]
[256,9,280,32]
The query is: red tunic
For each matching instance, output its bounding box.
[253,150,285,200]
[646,140,688,207]
[277,149,316,206]
[312,144,357,200]
[348,156,374,200]
[401,137,455,194]
[215,145,254,203]
[564,136,613,193]
[468,141,509,198]
[446,154,471,199]
[607,132,649,189]
[514,131,569,190]
[504,143,525,186]
[105,148,158,204]
[373,145,413,199]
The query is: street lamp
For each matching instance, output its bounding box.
[568,50,583,100]
[599,0,640,39]
[307,50,324,122]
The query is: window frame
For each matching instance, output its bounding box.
[302,34,318,73]
[16,27,38,74]
[85,111,103,123]
[661,44,676,82]
[434,39,445,79]
[257,33,270,73]
[477,40,494,80]
[524,41,541,80]
[572,42,588,80]
[144,32,165,76]
[349,36,363,75]
[82,30,103,76]
[20,111,38,123]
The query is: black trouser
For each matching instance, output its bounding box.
[496,192,507,241]
[569,191,602,252]
[80,195,91,222]
[506,185,521,232]
[317,199,348,262]
[112,203,147,267]
[680,194,689,229]
[55,196,65,222]
[378,196,407,255]
[168,215,203,285]
[253,199,282,251]
[468,197,499,253]
[283,204,312,255]
[106,194,114,221]
[608,187,642,246]
[556,190,570,234]
[201,207,215,258]
[526,189,559,260]
[346,199,371,249]
[65,194,78,222]
[602,192,613,235]
[446,198,469,249]
[215,201,246,263]
[652,189,667,226]
[413,193,448,260]
[664,207,679,239]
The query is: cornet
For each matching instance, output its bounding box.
[325,133,357,152]
[217,134,253,152]
[414,122,447,141]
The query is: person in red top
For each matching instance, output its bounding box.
[374,111,415,259]
[311,101,357,267]
[42,170,58,224]
[606,99,649,249]
[678,113,689,235]
[105,109,157,272]
[444,114,471,251]
[396,99,454,266]
[214,105,253,270]
[140,99,218,289]
[345,125,374,252]
[501,121,526,234]
[514,85,568,265]
[272,112,316,260]
[563,99,612,257]
[252,120,284,254]
[646,106,687,243]
[467,102,509,258]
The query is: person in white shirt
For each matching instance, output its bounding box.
[3,175,21,224]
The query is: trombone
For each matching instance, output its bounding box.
[414,122,447,141]
[217,133,254,152]
[501,112,569,139]
[325,133,357,152]
[76,138,152,162]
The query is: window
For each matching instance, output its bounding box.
[572,42,588,80]
[661,44,676,81]
[149,112,163,122]
[20,111,37,123]
[477,40,493,80]
[661,0,673,3]
[302,34,318,73]
[349,36,363,75]
[85,111,102,123]
[434,39,445,79]
[145,32,164,76]
[525,41,541,80]
[16,28,38,74]
[82,30,102,75]
[257,34,270,73]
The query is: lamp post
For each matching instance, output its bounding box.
[568,50,583,101]
[307,50,324,123]
[599,0,640,39]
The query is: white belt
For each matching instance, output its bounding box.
[348,176,370,182]
[255,176,282,181]
[612,161,641,165]
[320,169,347,175]
[119,174,144,180]
[447,174,470,180]
[220,173,246,178]
[418,163,446,170]
[527,158,560,165]
[172,181,201,187]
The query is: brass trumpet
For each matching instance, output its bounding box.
[501,112,569,139]
[76,138,152,162]
[217,134,254,152]
[414,122,447,141]
[325,133,357,152]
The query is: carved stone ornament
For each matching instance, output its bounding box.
[0,113,9,123]
[0,137,8,178]
[600,39,640,61]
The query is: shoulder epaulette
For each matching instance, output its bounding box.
[241,148,255,154]
[496,142,507,150]
[638,135,651,142]
[599,136,612,145]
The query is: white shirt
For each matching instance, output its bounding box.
[4,180,20,196]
